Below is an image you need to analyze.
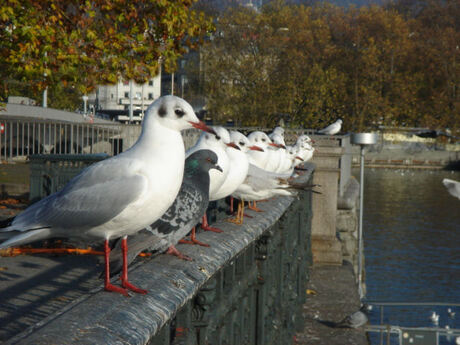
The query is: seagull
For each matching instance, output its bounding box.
[277,145,303,175]
[334,305,368,328]
[269,126,285,140]
[0,95,215,296]
[317,119,342,135]
[247,131,277,170]
[212,131,262,202]
[265,133,286,173]
[448,308,456,318]
[109,149,222,273]
[186,126,236,232]
[442,178,460,200]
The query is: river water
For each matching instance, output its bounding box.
[358,168,460,344]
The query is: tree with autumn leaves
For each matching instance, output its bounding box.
[199,0,459,132]
[0,0,213,109]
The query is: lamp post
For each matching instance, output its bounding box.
[351,132,378,299]
[82,95,88,115]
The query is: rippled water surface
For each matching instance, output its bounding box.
[357,168,460,343]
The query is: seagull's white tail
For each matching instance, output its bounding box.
[0,228,50,249]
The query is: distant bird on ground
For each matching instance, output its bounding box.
[317,119,342,135]
[109,150,222,274]
[448,308,456,319]
[334,305,368,328]
[442,178,460,200]
[430,311,440,324]
[0,95,215,296]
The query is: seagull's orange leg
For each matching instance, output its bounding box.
[179,227,210,247]
[120,237,147,294]
[103,239,129,296]
[227,199,245,225]
[248,200,263,212]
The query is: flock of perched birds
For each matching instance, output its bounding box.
[0,95,340,296]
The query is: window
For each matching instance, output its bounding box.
[124,92,129,98]
[148,80,153,86]
[111,94,114,99]
[148,93,153,100]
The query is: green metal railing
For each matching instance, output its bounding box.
[149,182,312,345]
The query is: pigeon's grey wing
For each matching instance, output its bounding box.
[109,228,163,277]
[442,178,460,199]
[155,183,207,236]
[10,159,147,231]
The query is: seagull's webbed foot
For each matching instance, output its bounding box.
[121,280,147,294]
[179,227,210,247]
[105,282,129,296]
[201,214,223,233]
[166,245,192,261]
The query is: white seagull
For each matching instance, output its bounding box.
[442,178,460,200]
[317,119,342,135]
[247,131,277,170]
[0,95,215,296]
[186,126,237,232]
[269,126,285,140]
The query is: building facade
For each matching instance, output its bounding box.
[88,73,161,114]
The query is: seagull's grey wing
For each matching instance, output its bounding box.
[245,164,292,191]
[155,182,208,236]
[317,123,335,134]
[10,158,147,231]
[443,178,460,199]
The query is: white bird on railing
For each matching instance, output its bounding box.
[442,178,460,200]
[0,95,216,296]
[448,308,456,319]
[317,119,342,135]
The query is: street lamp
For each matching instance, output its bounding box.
[351,132,378,299]
[82,95,89,115]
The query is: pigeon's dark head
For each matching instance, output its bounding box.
[185,149,222,175]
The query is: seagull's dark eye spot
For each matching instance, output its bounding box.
[158,105,167,117]
[215,135,221,140]
[239,141,245,146]
[255,138,258,142]
[261,138,266,142]
[174,108,185,117]
[205,134,209,140]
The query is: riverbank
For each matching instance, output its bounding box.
[294,263,369,345]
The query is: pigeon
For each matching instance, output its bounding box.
[334,305,368,328]
[317,119,342,135]
[0,95,215,296]
[442,178,460,200]
[109,149,222,274]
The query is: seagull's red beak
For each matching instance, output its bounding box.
[311,139,316,144]
[249,145,264,152]
[295,156,304,161]
[189,120,216,135]
[277,144,287,149]
[227,142,240,150]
